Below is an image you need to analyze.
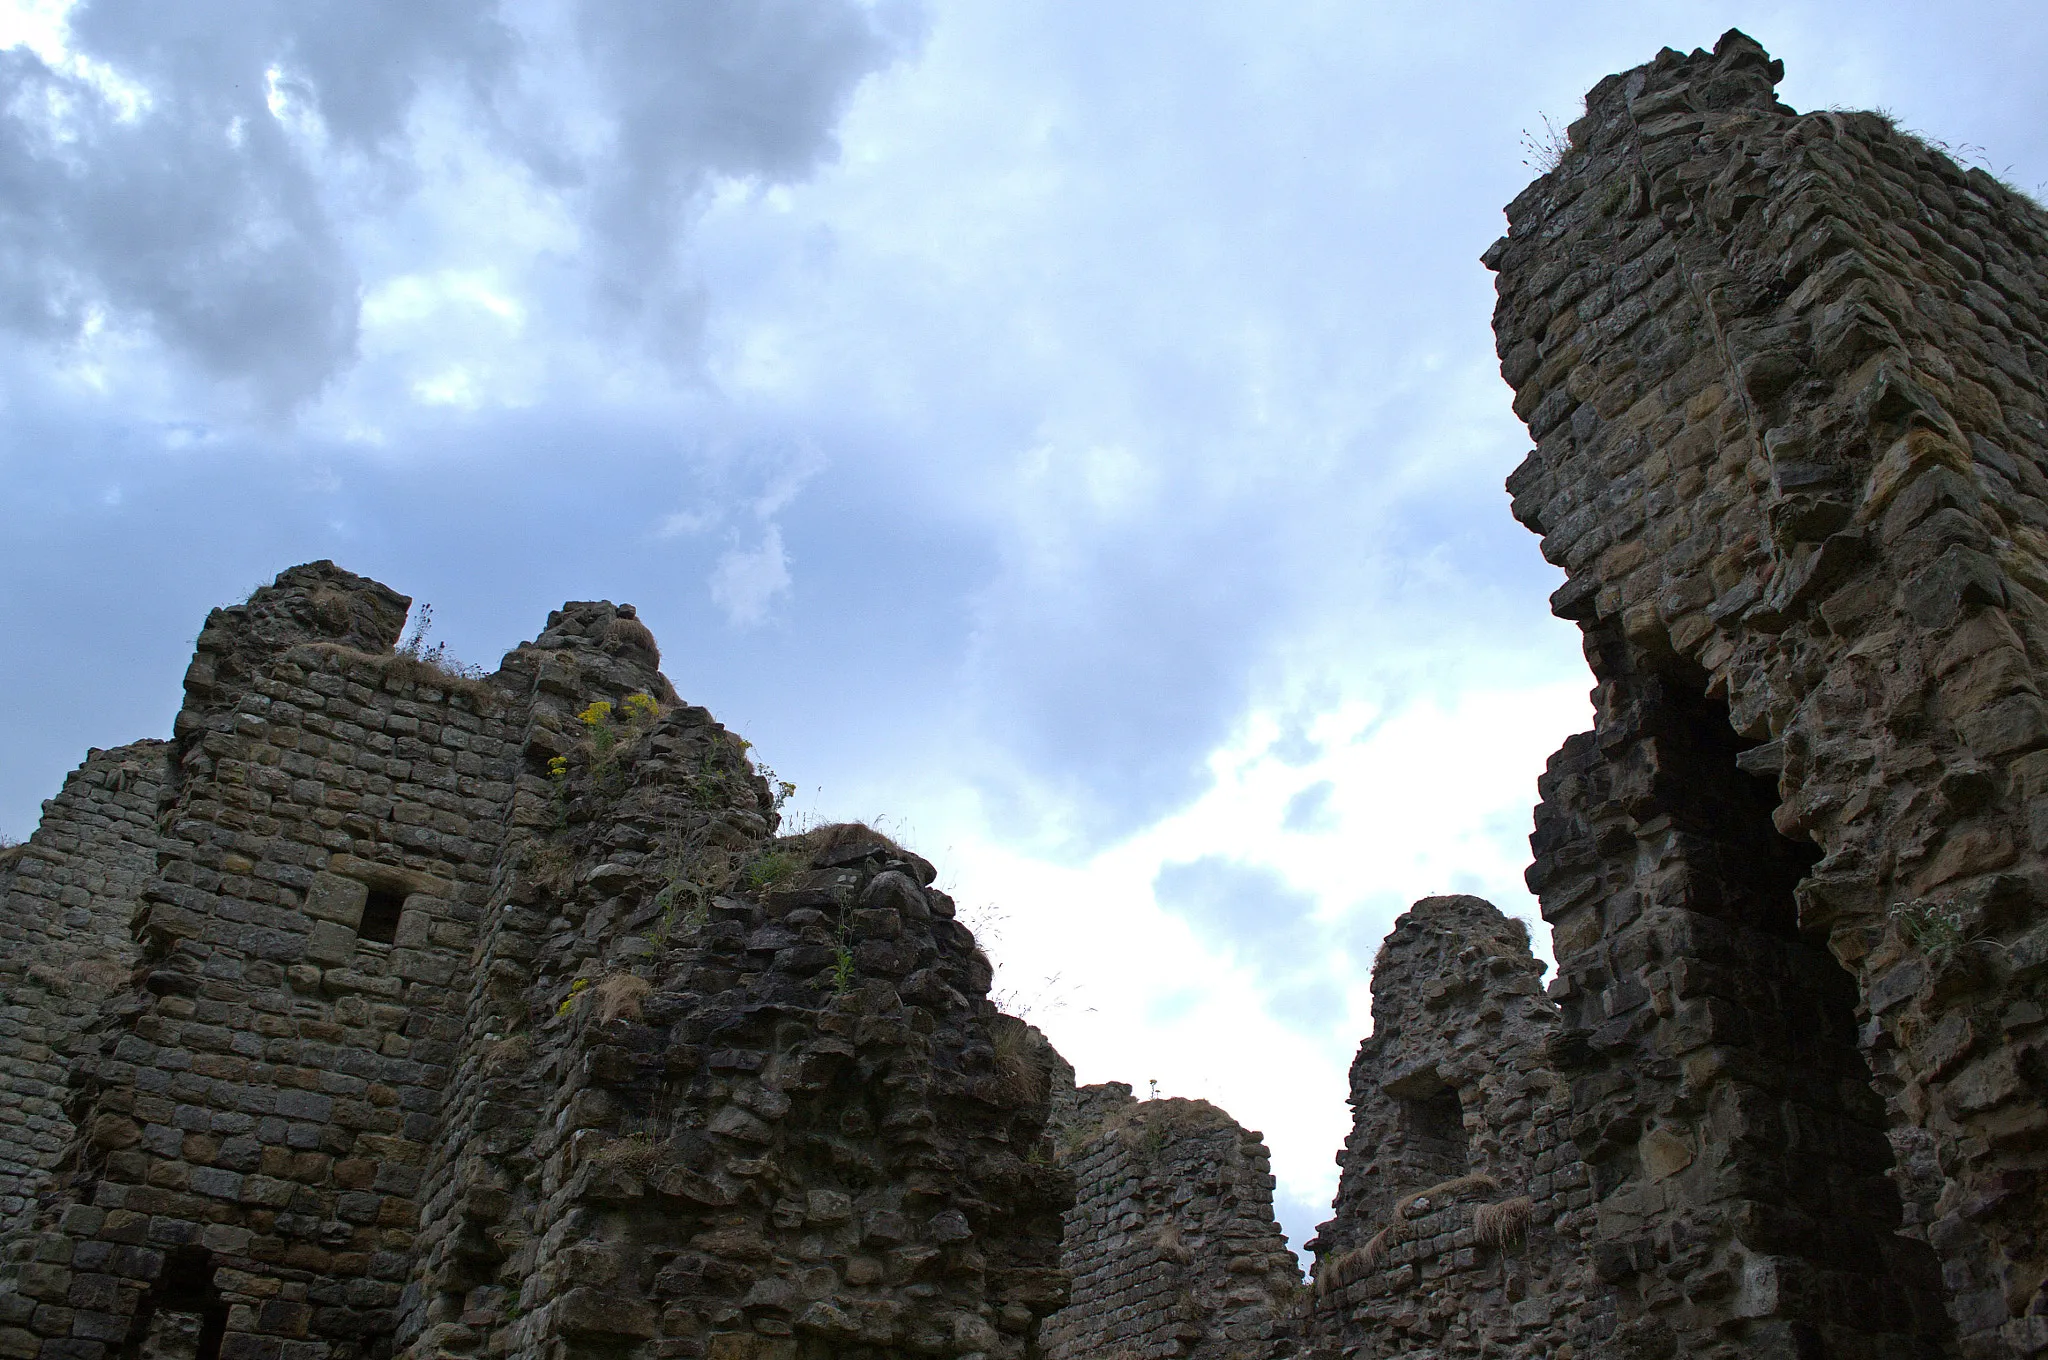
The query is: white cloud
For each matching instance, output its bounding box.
[709,524,792,625]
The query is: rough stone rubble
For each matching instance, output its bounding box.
[7,24,2048,1360]
[0,563,1070,1360]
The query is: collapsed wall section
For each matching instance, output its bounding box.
[400,663,1075,1360]
[1041,1080,1302,1360]
[1492,29,2048,1358]
[0,561,528,1360]
[0,743,169,1240]
[0,563,1075,1360]
[1306,895,1594,1359]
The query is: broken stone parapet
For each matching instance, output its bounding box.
[0,741,168,1244]
[0,563,1072,1360]
[1306,895,1595,1359]
[1041,1071,1304,1360]
[1493,28,2048,1358]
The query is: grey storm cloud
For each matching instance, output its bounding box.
[0,0,911,407]
[574,0,906,356]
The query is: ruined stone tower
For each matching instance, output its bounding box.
[1307,896,1595,1357]
[0,562,1071,1360]
[1490,28,2048,1360]
[11,25,2048,1360]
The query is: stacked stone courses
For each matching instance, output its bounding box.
[14,26,2048,1360]
[1306,896,1598,1359]
[0,564,1072,1360]
[1,742,169,1242]
[1041,1079,1302,1360]
[1492,29,2048,1360]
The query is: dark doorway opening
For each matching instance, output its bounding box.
[127,1246,227,1360]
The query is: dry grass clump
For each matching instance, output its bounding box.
[1315,1172,1508,1297]
[0,836,26,872]
[1148,1222,1194,1265]
[800,821,909,861]
[593,973,652,1023]
[591,1133,660,1174]
[483,1034,532,1074]
[308,587,357,632]
[1394,1172,1499,1219]
[524,842,575,895]
[1317,1218,1415,1297]
[990,1015,1049,1104]
[74,959,131,992]
[297,641,500,707]
[1097,1097,1233,1153]
[1473,1195,1533,1249]
[607,615,660,662]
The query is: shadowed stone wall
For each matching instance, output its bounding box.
[1042,1077,1302,1360]
[1493,29,2048,1359]
[0,743,169,1242]
[1306,896,1596,1359]
[0,563,1071,1360]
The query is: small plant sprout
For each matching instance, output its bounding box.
[1887,898,2002,963]
[578,700,618,756]
[401,602,434,657]
[829,905,857,994]
[749,753,797,816]
[394,602,489,682]
[1520,111,1574,173]
[554,977,591,1018]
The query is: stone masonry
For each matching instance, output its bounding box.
[0,562,1071,1360]
[1306,895,1597,1359]
[12,28,2048,1360]
[1493,29,2048,1359]
[1040,1073,1301,1360]
[1,743,170,1241]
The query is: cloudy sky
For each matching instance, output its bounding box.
[4,0,2045,1254]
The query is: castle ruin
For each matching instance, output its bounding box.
[6,27,2048,1360]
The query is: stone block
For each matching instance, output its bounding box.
[1958,694,2048,759]
[301,874,366,928]
[300,921,357,967]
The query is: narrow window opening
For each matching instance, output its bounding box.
[359,886,405,945]
[1396,1085,1469,1184]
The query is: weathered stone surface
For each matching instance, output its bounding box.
[0,741,168,1244]
[1306,896,1596,1359]
[0,563,1072,1360]
[1491,28,2048,1359]
[1040,1071,1303,1360]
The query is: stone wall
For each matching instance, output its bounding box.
[1306,896,1596,1359]
[0,563,1071,1360]
[1041,1078,1301,1360]
[1492,29,2048,1358]
[0,742,169,1241]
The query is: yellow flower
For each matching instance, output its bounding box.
[548,755,568,776]
[578,700,614,728]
